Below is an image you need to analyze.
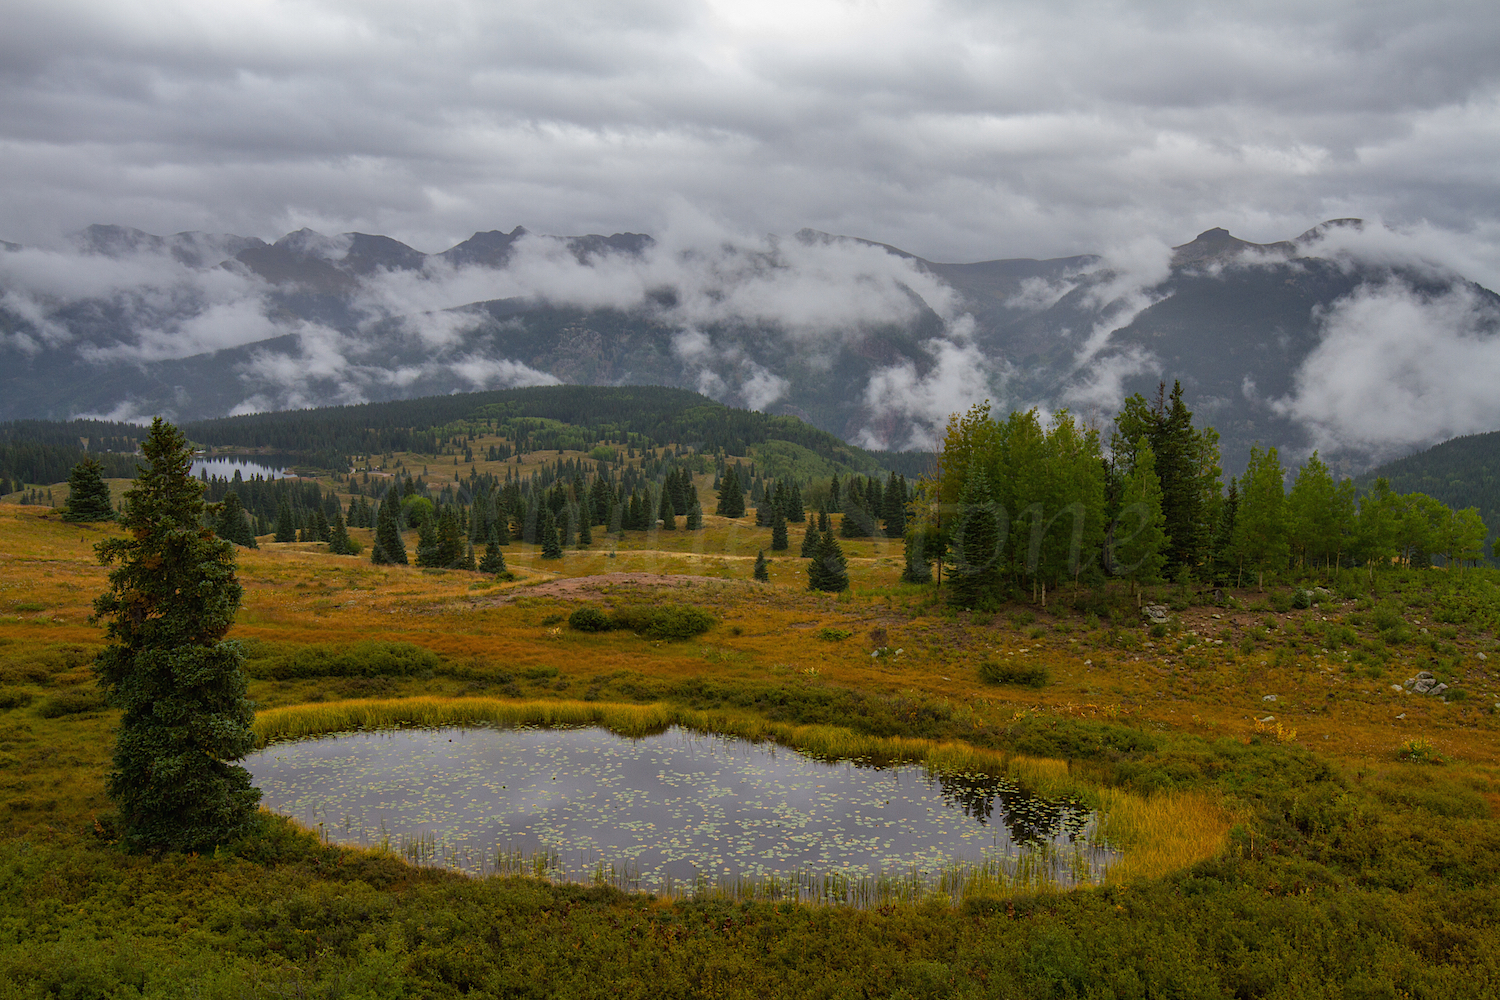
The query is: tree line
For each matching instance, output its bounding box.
[916,383,1493,609]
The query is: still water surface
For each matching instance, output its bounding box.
[246,726,1115,891]
[190,456,289,480]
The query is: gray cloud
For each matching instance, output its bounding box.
[1,1,1497,266]
[1271,279,1500,457]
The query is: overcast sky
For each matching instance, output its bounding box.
[4,0,1499,264]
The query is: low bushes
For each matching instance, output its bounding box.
[568,603,715,639]
[978,659,1050,688]
[248,640,443,680]
[36,688,106,717]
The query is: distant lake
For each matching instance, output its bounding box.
[190,456,291,480]
[245,725,1115,899]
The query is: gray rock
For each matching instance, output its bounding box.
[1142,604,1171,625]
[1262,694,1277,702]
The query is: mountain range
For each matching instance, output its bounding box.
[2,217,1497,478]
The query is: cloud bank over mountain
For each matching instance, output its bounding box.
[4,215,1499,477]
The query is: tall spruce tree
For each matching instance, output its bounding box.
[771,507,788,550]
[539,508,563,559]
[371,490,408,565]
[63,457,115,522]
[753,549,770,581]
[807,530,849,592]
[273,498,296,542]
[214,491,257,548]
[946,467,1005,609]
[716,466,745,517]
[91,418,260,851]
[800,522,817,557]
[478,524,508,576]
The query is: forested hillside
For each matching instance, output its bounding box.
[0,419,150,495]
[1357,431,1500,562]
[175,385,928,476]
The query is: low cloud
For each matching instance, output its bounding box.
[1272,280,1500,456]
[857,323,1002,451]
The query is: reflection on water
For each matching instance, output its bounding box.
[190,456,289,480]
[246,726,1117,898]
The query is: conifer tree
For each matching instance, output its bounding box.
[686,498,703,530]
[371,491,408,565]
[478,525,508,576]
[539,507,563,559]
[578,512,593,547]
[882,474,906,538]
[946,467,1004,609]
[62,457,115,522]
[415,513,441,567]
[801,522,817,557]
[659,490,676,530]
[437,505,464,567]
[215,492,257,548]
[787,480,805,522]
[716,466,745,517]
[901,527,934,584]
[91,418,260,851]
[273,498,296,542]
[807,531,849,592]
[754,549,770,581]
[327,509,355,555]
[771,507,788,550]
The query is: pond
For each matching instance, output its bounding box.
[190,456,291,481]
[246,726,1117,901]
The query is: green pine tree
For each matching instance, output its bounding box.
[716,466,745,518]
[478,525,508,576]
[90,418,260,852]
[946,467,1004,609]
[771,507,788,551]
[753,549,770,581]
[273,499,296,542]
[539,508,563,559]
[807,530,849,592]
[371,491,408,565]
[214,491,257,548]
[62,457,115,522]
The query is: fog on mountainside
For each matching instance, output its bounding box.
[2,218,1497,479]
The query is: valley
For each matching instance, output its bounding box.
[2,394,1499,996]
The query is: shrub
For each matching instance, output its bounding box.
[265,641,442,680]
[817,627,853,641]
[0,688,35,710]
[1397,737,1441,763]
[568,607,613,632]
[978,659,1050,688]
[610,603,715,639]
[37,687,107,717]
[1292,589,1312,610]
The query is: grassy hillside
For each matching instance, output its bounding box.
[3,432,1500,994]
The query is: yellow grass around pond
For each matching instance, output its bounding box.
[254,695,1232,887]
